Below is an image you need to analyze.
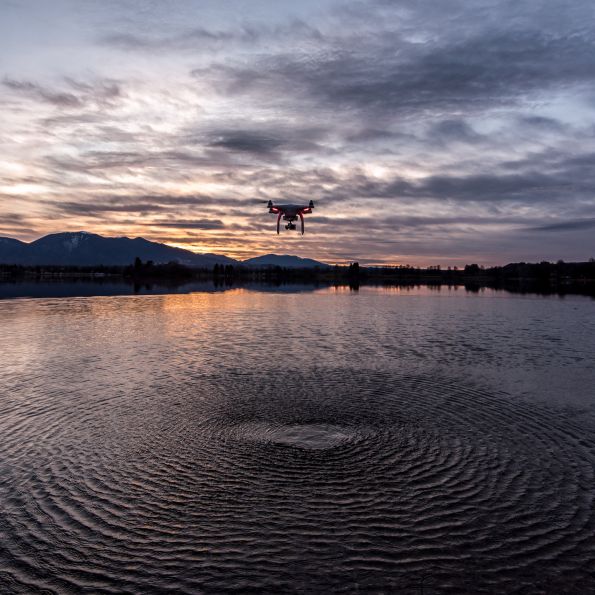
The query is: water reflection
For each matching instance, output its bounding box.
[0,286,594,592]
[1,278,595,300]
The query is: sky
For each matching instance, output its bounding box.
[1,0,595,266]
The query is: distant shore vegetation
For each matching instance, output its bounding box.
[1,258,595,296]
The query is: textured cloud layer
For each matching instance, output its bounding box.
[1,0,594,264]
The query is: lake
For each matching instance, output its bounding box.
[1,285,594,593]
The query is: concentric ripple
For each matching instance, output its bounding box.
[1,367,595,593]
[234,422,360,450]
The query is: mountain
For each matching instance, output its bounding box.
[0,232,329,269]
[0,237,28,262]
[0,232,237,267]
[241,254,329,268]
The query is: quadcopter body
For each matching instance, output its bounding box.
[267,200,314,234]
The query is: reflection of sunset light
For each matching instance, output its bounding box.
[160,288,255,314]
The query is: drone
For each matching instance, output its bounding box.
[266,200,315,234]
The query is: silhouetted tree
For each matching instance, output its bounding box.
[348,262,360,278]
[464,264,480,275]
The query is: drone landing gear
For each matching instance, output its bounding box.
[277,212,305,234]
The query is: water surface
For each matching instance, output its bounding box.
[1,286,594,593]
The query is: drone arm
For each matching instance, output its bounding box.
[276,211,282,234]
[299,211,305,235]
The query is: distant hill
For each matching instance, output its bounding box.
[0,232,330,269]
[0,237,28,262]
[242,254,329,268]
[0,232,237,267]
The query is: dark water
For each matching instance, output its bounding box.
[1,287,594,593]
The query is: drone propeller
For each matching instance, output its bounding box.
[254,199,278,208]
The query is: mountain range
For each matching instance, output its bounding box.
[0,232,328,268]
[241,254,328,268]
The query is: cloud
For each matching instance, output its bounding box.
[518,115,566,131]
[193,27,595,121]
[2,0,595,264]
[140,218,226,230]
[208,131,284,154]
[2,77,122,109]
[99,20,323,52]
[199,125,329,160]
[3,78,83,107]
[528,218,595,232]
[401,172,571,204]
[43,149,243,176]
[429,120,483,144]
[0,212,39,238]
[100,27,260,51]
[49,201,169,216]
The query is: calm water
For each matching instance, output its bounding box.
[1,286,594,593]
